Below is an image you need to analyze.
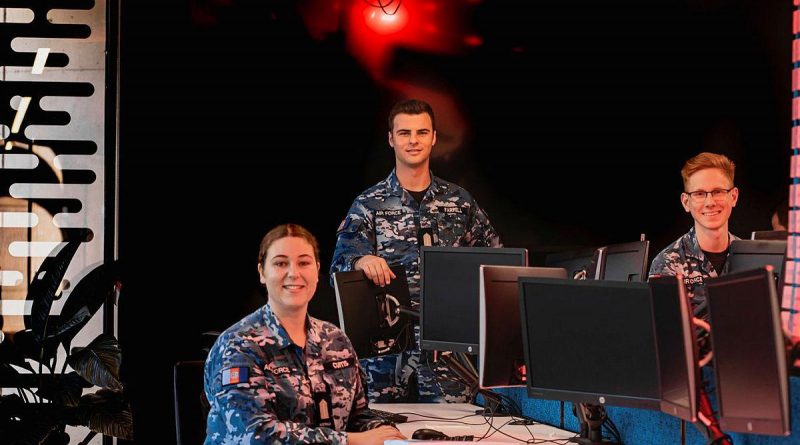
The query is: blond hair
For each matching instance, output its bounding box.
[681,152,735,190]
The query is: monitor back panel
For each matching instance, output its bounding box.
[333,265,412,359]
[603,240,650,282]
[706,268,790,436]
[544,247,599,280]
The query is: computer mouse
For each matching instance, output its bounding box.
[411,428,448,440]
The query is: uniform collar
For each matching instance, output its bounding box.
[262,303,319,352]
[681,226,738,261]
[386,168,443,198]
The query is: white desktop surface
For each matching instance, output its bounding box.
[372,403,575,444]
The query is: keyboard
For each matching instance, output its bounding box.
[368,408,408,424]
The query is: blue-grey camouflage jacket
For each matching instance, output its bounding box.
[204,303,389,444]
[648,226,740,319]
[330,169,502,301]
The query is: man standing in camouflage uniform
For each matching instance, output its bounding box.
[331,99,501,403]
[648,152,739,445]
[205,224,405,444]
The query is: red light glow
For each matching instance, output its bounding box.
[363,3,409,35]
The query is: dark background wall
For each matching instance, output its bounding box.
[118,0,793,441]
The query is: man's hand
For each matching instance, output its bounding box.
[348,425,407,445]
[355,255,396,286]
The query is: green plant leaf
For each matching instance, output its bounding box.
[66,334,122,391]
[0,335,34,372]
[25,230,91,342]
[46,261,121,348]
[35,372,86,407]
[4,404,62,445]
[75,389,133,440]
[12,329,59,367]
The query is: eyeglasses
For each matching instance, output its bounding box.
[684,188,734,202]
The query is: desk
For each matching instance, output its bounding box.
[372,403,576,444]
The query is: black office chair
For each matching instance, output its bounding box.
[174,360,209,445]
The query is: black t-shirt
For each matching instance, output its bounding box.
[702,248,729,275]
[407,188,427,205]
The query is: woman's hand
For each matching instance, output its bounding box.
[349,425,407,445]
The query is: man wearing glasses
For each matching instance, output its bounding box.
[649,151,739,310]
[649,151,739,445]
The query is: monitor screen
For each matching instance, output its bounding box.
[544,247,605,280]
[520,277,661,410]
[603,240,649,282]
[420,247,528,354]
[705,268,790,436]
[478,265,568,388]
[649,275,699,422]
[333,265,413,359]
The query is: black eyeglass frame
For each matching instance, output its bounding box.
[683,187,735,202]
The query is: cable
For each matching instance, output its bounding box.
[363,0,402,15]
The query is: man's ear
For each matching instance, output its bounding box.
[432,130,437,147]
[388,131,394,148]
[681,193,690,212]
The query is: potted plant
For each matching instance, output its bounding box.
[0,233,133,444]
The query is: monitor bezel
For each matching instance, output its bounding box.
[519,277,662,410]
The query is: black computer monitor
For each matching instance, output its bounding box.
[727,240,786,291]
[420,246,528,354]
[649,275,699,422]
[603,240,649,282]
[333,266,413,359]
[544,247,606,280]
[751,230,789,241]
[705,268,790,436]
[478,265,568,388]
[519,277,661,410]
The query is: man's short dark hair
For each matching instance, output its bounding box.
[388,99,435,131]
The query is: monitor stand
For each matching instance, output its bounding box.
[569,403,619,445]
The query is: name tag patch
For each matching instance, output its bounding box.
[323,358,355,372]
[375,209,408,217]
[684,276,704,286]
[440,206,463,214]
[222,367,249,386]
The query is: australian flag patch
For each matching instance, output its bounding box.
[222,366,249,386]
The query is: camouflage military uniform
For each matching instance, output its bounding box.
[330,169,501,403]
[648,226,740,322]
[204,303,390,444]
